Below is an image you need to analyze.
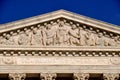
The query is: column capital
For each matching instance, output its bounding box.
[73,73,89,80]
[103,73,119,80]
[9,73,26,80]
[40,73,57,80]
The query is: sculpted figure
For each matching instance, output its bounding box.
[96,33,114,46]
[31,26,46,46]
[96,33,120,46]
[0,36,6,45]
[31,28,42,45]
[86,30,96,46]
[41,26,47,46]
[46,24,56,46]
[104,36,111,46]
[56,20,70,46]
[5,34,15,45]
[49,21,60,45]
[96,33,105,46]
[18,29,32,45]
[110,36,120,46]
[79,27,87,46]
[69,24,80,46]
[115,37,120,46]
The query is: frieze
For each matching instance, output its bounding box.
[110,58,120,65]
[0,56,119,65]
[0,18,120,47]
[0,57,16,65]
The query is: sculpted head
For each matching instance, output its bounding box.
[6,34,10,40]
[46,24,51,30]
[0,36,3,39]
[87,30,92,35]
[39,26,44,29]
[25,29,30,36]
[33,28,37,34]
[98,33,103,37]
[59,20,65,27]
[0,36,5,43]
[71,24,77,30]
[114,36,119,41]
[37,24,44,30]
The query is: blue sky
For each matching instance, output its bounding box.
[0,0,120,26]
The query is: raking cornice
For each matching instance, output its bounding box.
[0,9,120,34]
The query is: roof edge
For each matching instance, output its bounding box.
[0,9,120,34]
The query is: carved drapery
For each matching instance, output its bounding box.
[9,73,26,80]
[40,73,57,80]
[73,73,89,80]
[0,19,120,47]
[103,73,119,80]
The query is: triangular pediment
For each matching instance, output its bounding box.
[0,9,120,47]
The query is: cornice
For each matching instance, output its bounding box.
[0,10,120,34]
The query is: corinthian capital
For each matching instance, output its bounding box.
[103,73,119,80]
[40,73,57,80]
[9,73,26,80]
[73,73,89,80]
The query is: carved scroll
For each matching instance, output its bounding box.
[73,73,89,80]
[40,73,57,80]
[103,73,119,80]
[9,73,26,80]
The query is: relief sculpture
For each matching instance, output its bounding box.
[0,36,7,45]
[0,20,120,47]
[31,26,46,46]
[2,57,15,65]
[56,20,70,46]
[69,24,80,46]
[18,29,32,45]
[96,33,105,46]
[86,30,96,46]
[79,27,88,46]
[46,24,56,46]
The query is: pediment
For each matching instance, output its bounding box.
[0,10,120,47]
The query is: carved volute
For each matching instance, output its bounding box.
[9,73,26,80]
[103,73,119,80]
[73,73,90,80]
[40,73,57,80]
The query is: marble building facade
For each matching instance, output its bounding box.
[0,10,120,80]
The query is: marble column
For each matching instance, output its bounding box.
[40,73,57,80]
[103,73,119,80]
[73,73,89,80]
[9,73,26,80]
